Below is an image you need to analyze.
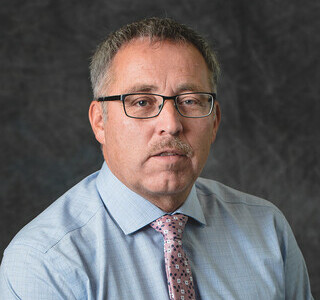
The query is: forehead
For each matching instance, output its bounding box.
[106,38,211,94]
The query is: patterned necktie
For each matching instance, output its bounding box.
[150,214,196,300]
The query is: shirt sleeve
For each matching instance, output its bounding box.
[278,215,314,300]
[0,245,76,300]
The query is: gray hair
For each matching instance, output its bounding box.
[90,17,220,99]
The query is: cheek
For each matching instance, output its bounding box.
[121,119,151,145]
[187,122,214,160]
[106,119,152,160]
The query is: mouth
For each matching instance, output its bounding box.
[149,150,188,165]
[158,152,182,157]
[153,149,186,157]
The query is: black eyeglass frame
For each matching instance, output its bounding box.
[97,92,217,119]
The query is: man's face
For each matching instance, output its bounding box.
[89,39,220,211]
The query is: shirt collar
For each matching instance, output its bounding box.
[96,162,206,235]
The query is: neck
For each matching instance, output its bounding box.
[149,196,186,213]
[138,186,192,213]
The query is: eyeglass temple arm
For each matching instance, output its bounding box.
[97,95,122,102]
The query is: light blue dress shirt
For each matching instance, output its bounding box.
[0,163,313,299]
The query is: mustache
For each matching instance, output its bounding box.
[149,138,194,158]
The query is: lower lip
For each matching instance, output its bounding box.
[151,154,187,162]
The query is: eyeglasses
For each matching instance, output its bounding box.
[97,92,216,119]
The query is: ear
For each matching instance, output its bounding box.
[211,101,221,144]
[88,101,106,145]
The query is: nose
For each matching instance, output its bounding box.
[156,99,183,136]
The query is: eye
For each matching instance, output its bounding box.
[133,97,156,107]
[178,97,200,106]
[137,100,149,107]
[183,99,197,105]
[126,95,157,107]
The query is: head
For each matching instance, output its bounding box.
[89,18,221,212]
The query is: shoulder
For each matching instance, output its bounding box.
[194,177,314,299]
[195,177,282,213]
[5,170,104,255]
[195,177,297,256]
[195,177,291,236]
[0,169,107,298]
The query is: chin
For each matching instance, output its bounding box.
[142,176,194,196]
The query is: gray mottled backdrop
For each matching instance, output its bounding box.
[1,0,319,297]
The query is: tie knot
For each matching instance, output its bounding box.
[150,214,188,240]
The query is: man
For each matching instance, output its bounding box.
[0,17,313,299]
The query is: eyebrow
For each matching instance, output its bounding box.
[123,83,207,95]
[124,84,158,94]
[175,83,205,93]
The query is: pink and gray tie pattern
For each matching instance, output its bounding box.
[150,214,196,300]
